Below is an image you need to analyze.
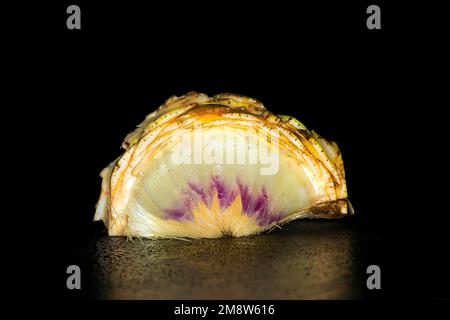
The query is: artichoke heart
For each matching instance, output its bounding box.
[94,92,352,238]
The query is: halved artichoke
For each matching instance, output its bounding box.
[94,92,352,239]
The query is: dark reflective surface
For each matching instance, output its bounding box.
[75,220,377,299]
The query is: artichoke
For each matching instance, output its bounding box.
[94,92,352,239]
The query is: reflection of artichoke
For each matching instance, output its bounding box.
[94,92,352,239]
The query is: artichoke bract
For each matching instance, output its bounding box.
[94,92,352,239]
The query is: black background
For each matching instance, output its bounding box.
[14,0,449,313]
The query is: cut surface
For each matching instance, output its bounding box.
[94,92,351,239]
